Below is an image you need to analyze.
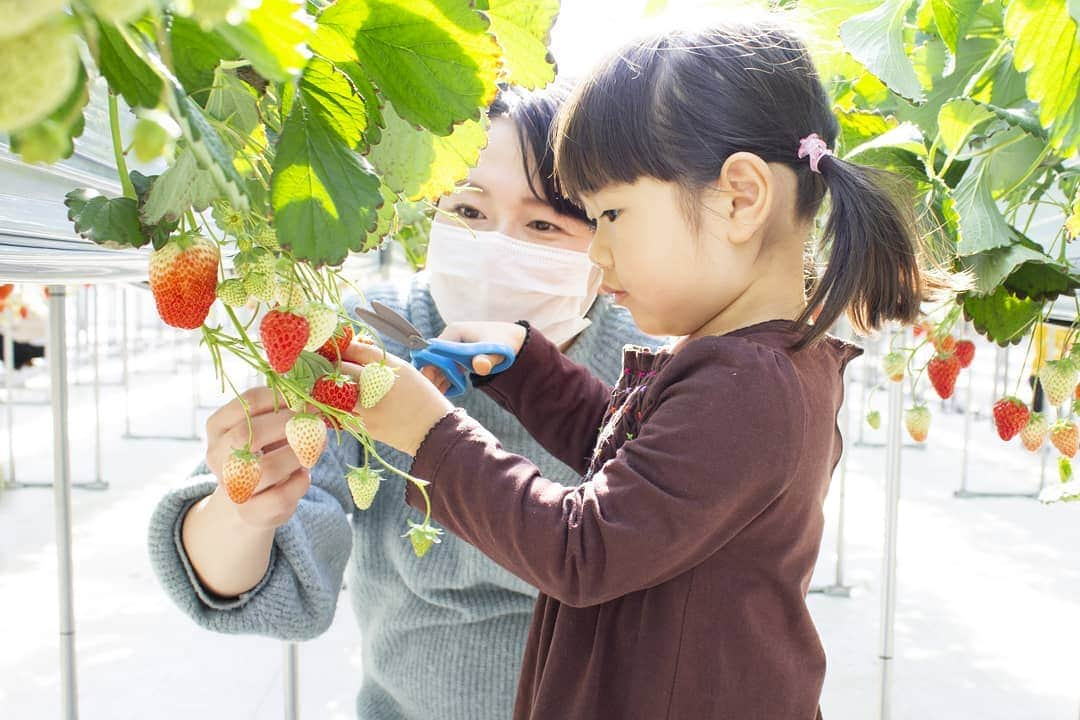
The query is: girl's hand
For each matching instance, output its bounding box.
[204,387,311,530]
[419,321,528,394]
[341,343,456,457]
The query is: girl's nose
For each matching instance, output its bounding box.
[587,235,612,269]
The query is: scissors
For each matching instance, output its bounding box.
[352,300,517,398]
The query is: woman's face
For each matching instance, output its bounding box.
[434,118,594,252]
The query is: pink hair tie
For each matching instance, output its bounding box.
[798,133,832,174]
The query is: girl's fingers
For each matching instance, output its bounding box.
[251,444,304,494]
[471,354,504,376]
[236,467,311,529]
[220,411,291,456]
[206,387,282,438]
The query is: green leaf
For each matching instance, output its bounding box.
[336,61,385,145]
[298,57,369,151]
[366,184,400,250]
[9,64,89,164]
[931,0,982,53]
[168,17,240,104]
[1004,0,1080,155]
[839,0,925,102]
[206,66,261,135]
[1004,258,1080,302]
[168,83,252,211]
[984,128,1047,195]
[316,0,501,134]
[960,243,1066,296]
[962,286,1042,345]
[217,0,314,82]
[483,0,559,89]
[952,157,1016,255]
[368,103,488,201]
[64,190,147,249]
[140,148,219,225]
[271,88,383,267]
[95,21,164,109]
[835,108,898,156]
[937,98,995,158]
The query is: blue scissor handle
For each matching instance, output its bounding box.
[411,340,517,398]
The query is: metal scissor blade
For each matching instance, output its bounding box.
[353,300,429,349]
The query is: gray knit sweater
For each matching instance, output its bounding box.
[147,272,658,720]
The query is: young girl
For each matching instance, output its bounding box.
[342,18,949,720]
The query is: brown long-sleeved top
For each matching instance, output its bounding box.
[406,319,862,719]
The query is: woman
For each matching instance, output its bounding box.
[147,81,659,720]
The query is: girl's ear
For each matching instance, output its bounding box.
[713,152,773,245]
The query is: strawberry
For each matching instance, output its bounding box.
[222,447,261,504]
[882,351,906,383]
[992,396,1030,441]
[928,353,961,400]
[360,362,397,409]
[315,323,353,363]
[260,309,309,374]
[285,413,327,469]
[275,280,306,309]
[216,278,249,308]
[904,406,930,442]
[1039,359,1078,407]
[234,247,275,279]
[1075,383,1080,401]
[913,321,932,338]
[1051,420,1079,458]
[1020,413,1049,453]
[405,521,442,558]
[934,334,956,354]
[346,465,382,510]
[302,303,338,352]
[866,410,881,430]
[244,272,275,302]
[148,234,220,329]
[953,340,975,369]
[312,372,359,427]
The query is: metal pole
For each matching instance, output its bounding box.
[4,308,15,487]
[878,328,904,720]
[284,642,300,720]
[89,288,106,489]
[122,287,131,437]
[48,285,79,719]
[958,354,974,496]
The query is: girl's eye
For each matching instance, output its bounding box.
[528,220,559,233]
[601,209,621,223]
[452,204,484,220]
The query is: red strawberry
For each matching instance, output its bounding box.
[260,309,309,374]
[1051,420,1079,458]
[315,323,353,363]
[992,396,1030,441]
[0,284,13,302]
[934,334,957,354]
[222,447,261,504]
[928,353,961,399]
[904,406,931,442]
[953,340,975,369]
[1020,413,1049,453]
[149,234,220,329]
[312,372,359,427]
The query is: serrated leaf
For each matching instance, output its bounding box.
[169,16,240,104]
[9,64,89,164]
[483,0,558,89]
[1005,259,1080,302]
[961,243,1065,295]
[64,190,147,249]
[835,108,897,156]
[984,128,1047,195]
[839,0,925,102]
[298,57,368,151]
[141,148,219,225]
[369,103,488,201]
[962,286,1042,345]
[206,66,261,135]
[271,89,382,267]
[217,0,314,82]
[1004,0,1080,155]
[937,98,995,158]
[95,21,163,109]
[366,184,399,249]
[931,0,982,53]
[169,84,251,211]
[953,157,1016,255]
[316,0,500,134]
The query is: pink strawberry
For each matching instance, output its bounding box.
[954,340,975,369]
[904,406,930,442]
[1051,420,1079,458]
[1020,413,1049,453]
[285,413,327,468]
[992,396,1030,441]
[149,234,219,329]
[222,447,261,504]
[260,309,309,374]
[882,352,906,382]
[312,372,359,428]
[928,353,961,400]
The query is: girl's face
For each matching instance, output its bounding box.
[434,118,594,251]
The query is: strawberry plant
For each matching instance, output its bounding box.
[1,0,561,553]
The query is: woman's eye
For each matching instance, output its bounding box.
[601,209,621,223]
[452,204,484,220]
[529,220,557,232]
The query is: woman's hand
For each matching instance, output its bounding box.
[341,343,456,457]
[419,321,528,394]
[203,387,311,530]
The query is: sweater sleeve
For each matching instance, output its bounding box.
[406,340,806,608]
[473,324,614,476]
[147,438,358,641]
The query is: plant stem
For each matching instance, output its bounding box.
[108,92,136,200]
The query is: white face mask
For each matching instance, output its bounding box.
[426,222,602,347]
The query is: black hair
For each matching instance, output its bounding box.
[554,18,954,347]
[489,80,589,224]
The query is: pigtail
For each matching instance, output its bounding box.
[793,156,955,349]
